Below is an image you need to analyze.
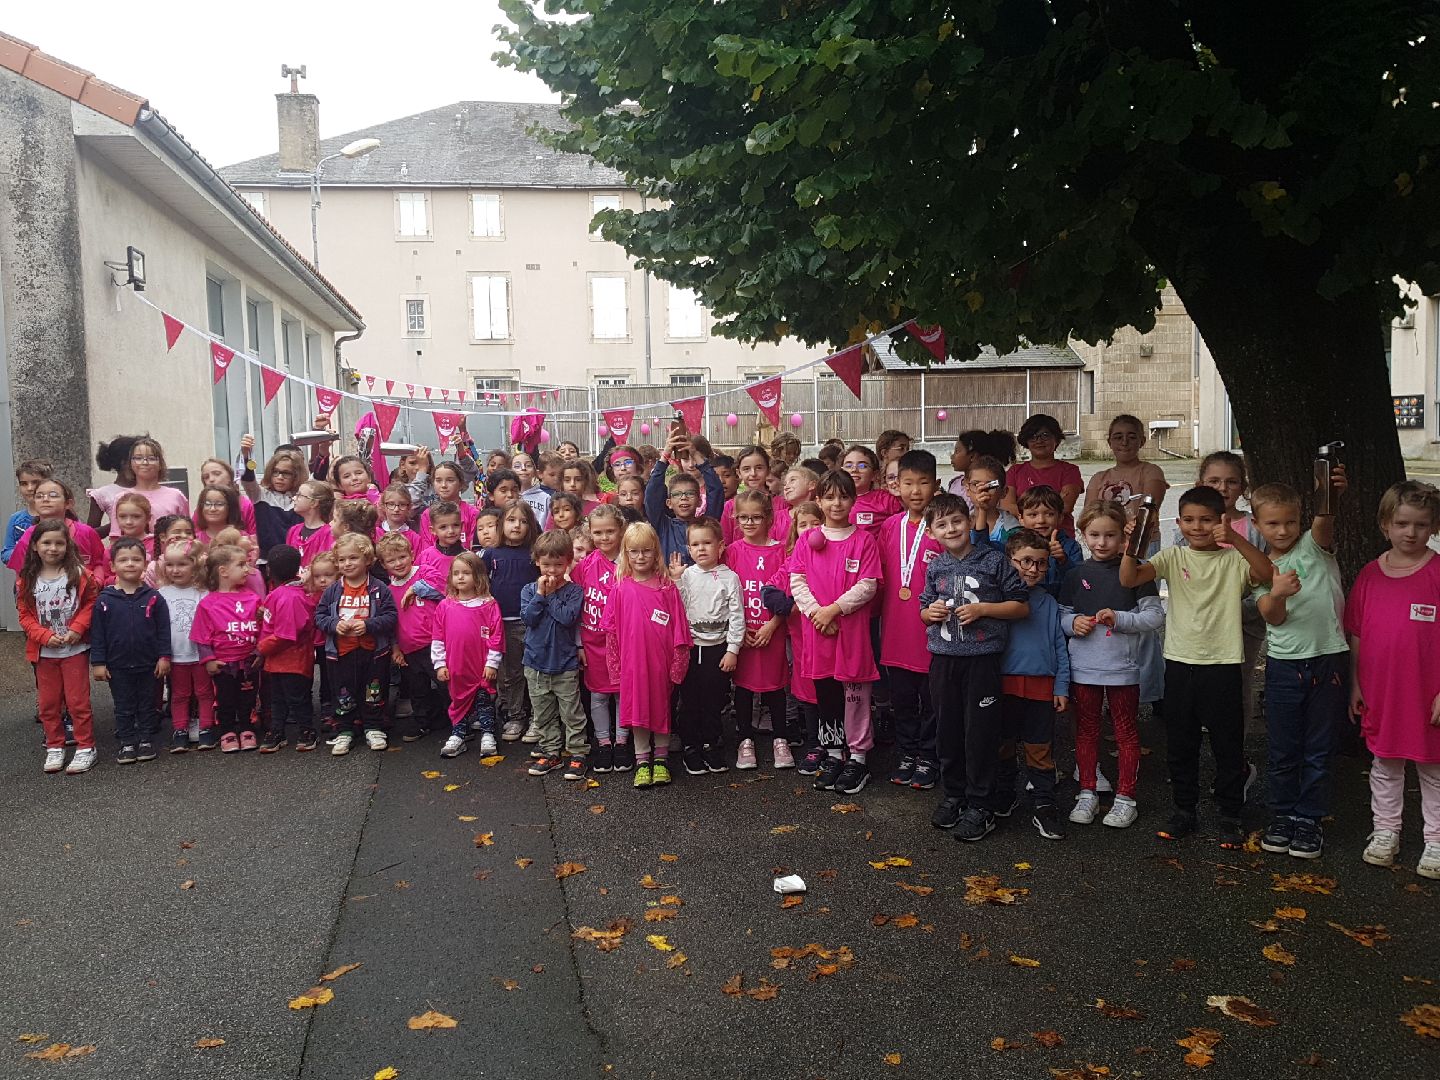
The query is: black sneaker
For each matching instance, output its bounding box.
[136,741,157,762]
[931,797,964,829]
[295,729,319,752]
[682,747,708,776]
[702,744,729,773]
[1157,809,1197,841]
[196,729,219,751]
[1031,804,1066,841]
[1261,816,1296,854]
[888,755,917,786]
[169,730,189,754]
[993,792,1020,818]
[1288,818,1324,860]
[813,755,845,791]
[401,727,428,743]
[591,744,614,773]
[563,756,588,781]
[834,758,870,795]
[1218,817,1245,850]
[117,744,138,765]
[796,748,825,776]
[259,733,285,754]
[954,807,996,842]
[527,755,562,776]
[612,742,634,773]
[909,759,938,790]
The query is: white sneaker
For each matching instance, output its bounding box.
[1072,764,1113,793]
[365,730,388,752]
[772,738,795,770]
[1069,789,1100,825]
[1363,829,1400,867]
[501,720,524,742]
[331,733,354,757]
[479,733,498,755]
[521,723,542,744]
[1418,842,1440,880]
[1102,796,1138,829]
[64,748,98,775]
[395,698,414,719]
[735,738,758,770]
[440,735,468,758]
[44,748,66,774]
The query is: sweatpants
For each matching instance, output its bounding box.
[169,661,214,731]
[37,654,95,750]
[526,668,588,757]
[212,660,259,737]
[1073,683,1141,798]
[399,646,449,737]
[814,678,874,753]
[736,686,792,744]
[330,647,390,734]
[108,666,162,745]
[1164,660,1245,818]
[266,671,314,736]
[930,652,1004,808]
[498,620,529,726]
[889,665,936,763]
[677,644,730,751]
[997,694,1058,806]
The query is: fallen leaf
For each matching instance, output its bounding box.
[1093,999,1144,1020]
[811,962,839,978]
[515,858,533,869]
[868,856,912,870]
[1404,975,1436,986]
[659,853,679,862]
[1243,830,1264,853]
[1296,1052,1326,1067]
[180,880,195,890]
[895,882,935,896]
[573,919,632,946]
[473,833,494,847]
[780,895,804,909]
[1171,958,1196,972]
[287,987,335,1010]
[1275,906,1307,921]
[1014,862,1032,871]
[555,861,587,879]
[1033,1030,1065,1048]
[406,1010,457,1030]
[584,778,601,789]
[1250,919,1282,933]
[666,952,688,969]
[421,770,441,779]
[1009,954,1041,968]
[891,913,919,928]
[443,783,460,792]
[17,1034,49,1044]
[194,1038,225,1049]
[479,755,505,767]
[1206,995,1279,1027]
[990,1037,1023,1051]
[645,934,674,951]
[645,908,679,922]
[24,1044,71,1062]
[589,805,605,815]
[596,938,622,952]
[963,874,1029,905]
[1326,921,1390,947]
[1263,943,1297,966]
[393,880,411,890]
[884,1052,902,1066]
[1178,1026,1222,1068]
[64,1045,97,1058]
[319,963,362,982]
[959,933,975,950]
[771,824,799,835]
[830,802,862,813]
[374,1069,399,1080]
[639,874,662,889]
[457,815,477,823]
[500,979,519,991]
[1399,1003,1440,1039]
[1271,872,1336,895]
[659,895,682,907]
[746,980,779,1001]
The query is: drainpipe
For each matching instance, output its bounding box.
[334,329,363,429]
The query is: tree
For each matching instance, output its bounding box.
[499,0,1440,574]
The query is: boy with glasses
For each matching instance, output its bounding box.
[643,430,723,567]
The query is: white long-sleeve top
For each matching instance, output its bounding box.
[677,562,745,654]
[429,596,504,671]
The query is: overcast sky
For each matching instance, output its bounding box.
[5,1,557,166]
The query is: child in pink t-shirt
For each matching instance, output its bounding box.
[418,463,478,547]
[286,481,336,569]
[782,503,824,773]
[572,505,628,772]
[379,533,447,742]
[721,445,790,545]
[376,483,423,557]
[1007,413,1083,535]
[432,552,505,759]
[189,544,263,753]
[332,454,382,507]
[843,444,902,537]
[7,479,108,580]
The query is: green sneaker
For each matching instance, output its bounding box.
[651,759,671,786]
[633,762,654,788]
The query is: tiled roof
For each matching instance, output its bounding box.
[220,101,629,188]
[0,30,146,124]
[875,336,1084,371]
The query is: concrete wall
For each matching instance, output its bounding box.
[247,185,810,389]
[1391,289,1439,461]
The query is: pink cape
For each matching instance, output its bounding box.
[788,527,881,684]
[603,576,692,733]
[573,549,620,693]
[724,538,788,692]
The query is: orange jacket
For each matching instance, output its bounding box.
[17,570,100,664]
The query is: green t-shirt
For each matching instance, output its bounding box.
[1148,544,1253,665]
[1251,532,1348,660]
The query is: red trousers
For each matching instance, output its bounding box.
[169,661,216,730]
[36,654,96,750]
[1072,683,1140,798]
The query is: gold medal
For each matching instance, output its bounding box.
[898,586,912,602]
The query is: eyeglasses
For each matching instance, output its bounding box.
[131,455,160,464]
[1012,557,1046,570]
[842,462,872,471]
[736,515,765,524]
[382,502,409,510]
[1027,432,1058,444]
[272,468,297,477]
[201,501,228,510]
[669,491,698,501]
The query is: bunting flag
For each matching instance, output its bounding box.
[745,376,783,427]
[364,375,376,393]
[405,383,416,398]
[671,395,706,434]
[457,390,466,403]
[373,401,401,442]
[601,407,635,441]
[825,345,865,400]
[163,312,185,352]
[432,410,463,451]
[424,386,434,400]
[385,380,395,396]
[261,367,287,407]
[315,386,343,417]
[211,342,235,383]
[904,320,946,361]
[440,388,450,402]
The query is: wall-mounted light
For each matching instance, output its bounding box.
[104,246,146,291]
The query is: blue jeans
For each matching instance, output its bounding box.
[109,666,161,745]
[1264,652,1347,821]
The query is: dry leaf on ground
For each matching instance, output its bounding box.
[180,880,195,890]
[420,770,441,779]
[1171,958,1197,972]
[194,1038,225,1049]
[584,777,601,789]
[771,824,799,835]
[868,856,912,869]
[1399,1003,1440,1039]
[589,805,605,815]
[1093,999,1144,1020]
[891,913,919,928]
[1262,943,1297,966]
[406,1010,457,1030]
[831,803,862,813]
[555,861,588,879]
[780,895,804,909]
[374,1069,399,1080]
[17,1034,49,1044]
[895,882,934,896]
[443,784,460,792]
[963,875,1029,905]
[659,853,679,862]
[473,833,494,847]
[573,919,631,945]
[1009,955,1041,968]
[639,874,663,889]
[287,987,335,1010]
[1177,1027,1222,1068]
[884,1052,902,1065]
[25,1043,97,1061]
[515,858,533,869]
[500,980,519,991]
[1270,872,1335,895]
[666,952,688,969]
[1033,1030,1065,1048]
[1275,906,1306,921]
[1327,921,1390,947]
[721,973,743,996]
[645,907,679,922]
[457,815,477,822]
[991,1037,1023,1051]
[479,755,505,767]
[1206,995,1279,1027]
[319,963,362,982]
[646,934,675,951]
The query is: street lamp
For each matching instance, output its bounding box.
[310,137,380,269]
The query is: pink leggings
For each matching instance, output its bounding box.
[169,662,216,730]
[1370,757,1440,843]
[1072,683,1141,798]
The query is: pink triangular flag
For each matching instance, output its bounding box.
[424,386,434,400]
[745,376,783,428]
[600,408,634,441]
[162,312,185,351]
[364,374,376,392]
[211,342,235,384]
[825,346,864,399]
[440,388,450,402]
[405,383,415,398]
[385,380,395,396]
[432,411,463,452]
[670,396,706,434]
[261,366,286,406]
[373,402,401,442]
[499,394,508,407]
[904,320,946,360]
[315,386,342,416]
[457,390,466,403]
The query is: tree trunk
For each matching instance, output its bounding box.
[1174,271,1402,584]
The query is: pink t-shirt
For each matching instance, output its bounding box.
[603,576,692,734]
[375,524,423,557]
[850,489,902,537]
[389,567,437,654]
[778,549,817,704]
[720,492,791,545]
[789,526,882,683]
[1007,459,1083,534]
[432,597,505,717]
[286,522,335,568]
[8,520,108,578]
[1344,554,1440,763]
[190,590,262,663]
[573,549,620,693]
[88,483,191,538]
[878,511,944,673]
[418,501,479,549]
[724,538,788,693]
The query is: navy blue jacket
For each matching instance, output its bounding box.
[314,578,398,660]
[644,459,724,567]
[519,580,583,674]
[483,544,540,620]
[91,585,171,668]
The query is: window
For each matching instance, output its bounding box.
[238,190,267,217]
[473,373,519,391]
[595,375,631,387]
[670,373,705,387]
[589,274,629,340]
[395,192,431,237]
[470,192,503,238]
[1082,370,1096,414]
[469,274,511,341]
[403,297,428,336]
[590,192,622,238]
[666,285,705,340]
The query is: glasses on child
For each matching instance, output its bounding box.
[1012,557,1046,570]
[842,462,872,471]
[736,514,765,524]
[669,491,698,501]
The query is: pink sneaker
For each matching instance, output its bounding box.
[735,738,758,770]
[239,730,259,751]
[772,738,795,770]
[219,732,240,753]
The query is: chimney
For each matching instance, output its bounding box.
[276,65,319,173]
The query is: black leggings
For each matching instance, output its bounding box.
[735,686,791,742]
[212,662,259,735]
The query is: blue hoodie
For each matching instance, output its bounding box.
[1001,586,1071,697]
[91,584,171,669]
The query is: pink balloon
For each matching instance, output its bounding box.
[539,428,551,444]
[597,423,610,437]
[640,422,652,436]
[936,409,949,422]
[789,412,804,428]
[725,413,739,427]
[806,528,827,551]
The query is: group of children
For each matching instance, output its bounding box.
[9,412,1440,880]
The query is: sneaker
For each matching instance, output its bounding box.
[117,744,138,765]
[1363,829,1401,867]
[993,792,1020,818]
[796,748,825,776]
[813,755,845,791]
[64,747,97,775]
[1261,816,1297,854]
[931,796,964,830]
[365,730,388,752]
[238,730,258,752]
[1218,817,1245,849]
[954,807,996,842]
[633,762,653,788]
[1074,764,1113,793]
[440,735,468,758]
[220,732,240,754]
[170,730,189,754]
[612,742,634,773]
[43,748,65,774]
[527,755,561,776]
[910,759,938,791]
[1157,809,1197,841]
[1069,790,1099,825]
[1418,842,1440,880]
[1242,761,1259,803]
[196,728,219,751]
[772,739,795,770]
[295,729,318,752]
[259,733,285,754]
[1288,819,1324,860]
[1032,804,1067,840]
[501,720,525,742]
[479,733,499,755]
[703,745,729,773]
[521,723,543,744]
[652,760,672,786]
[889,755,917,786]
[401,727,427,743]
[592,744,614,773]
[563,756,588,781]
[330,733,353,756]
[1102,796,1138,829]
[735,738,758,770]
[835,758,870,795]
[682,747,708,776]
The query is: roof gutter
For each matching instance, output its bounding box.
[134,109,365,332]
